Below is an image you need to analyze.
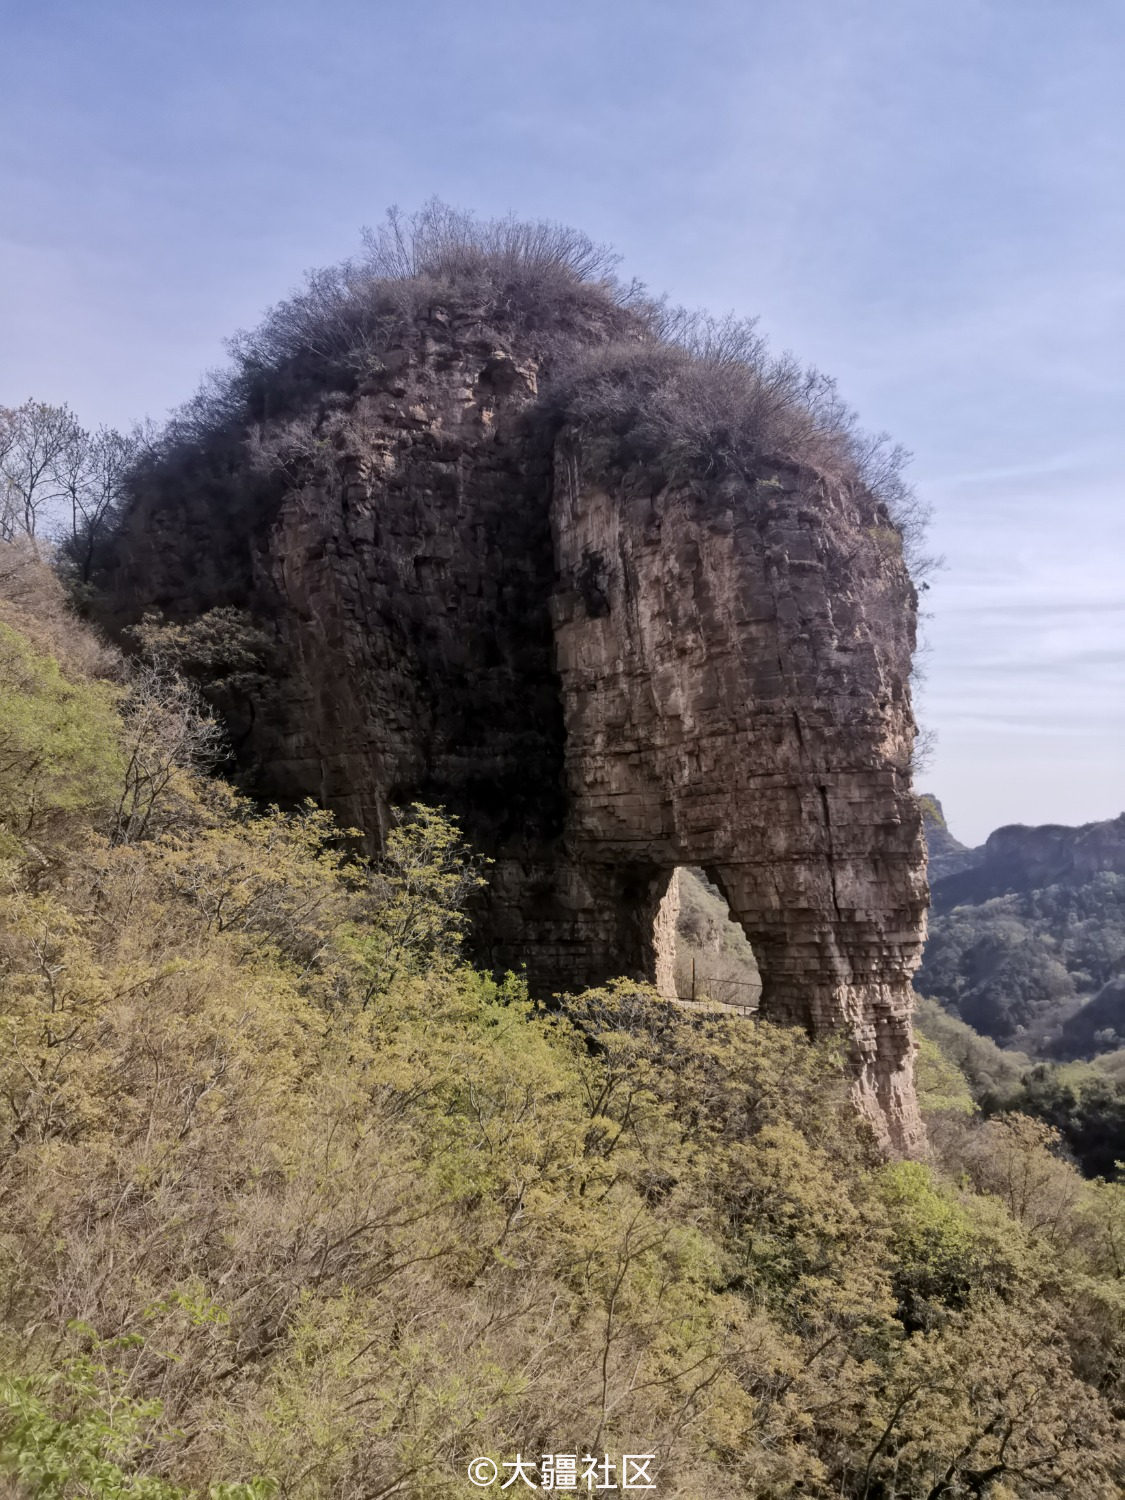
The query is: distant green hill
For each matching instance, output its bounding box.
[917,802,1125,1059]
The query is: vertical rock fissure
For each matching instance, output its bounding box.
[790,707,806,755]
[818,784,844,922]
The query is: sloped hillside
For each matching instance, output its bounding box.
[1,545,1123,1498]
[668,867,761,1009]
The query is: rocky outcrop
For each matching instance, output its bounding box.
[103,287,928,1150]
[550,435,926,1147]
[919,794,980,883]
[932,812,1125,912]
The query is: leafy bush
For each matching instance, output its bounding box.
[915,994,1125,1181]
[913,994,1029,1099]
[0,621,122,848]
[877,1160,1029,1326]
[0,602,1122,1496]
[912,1032,975,1116]
[0,1359,273,1500]
[987,1067,1125,1181]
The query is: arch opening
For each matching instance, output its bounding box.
[652,867,762,1016]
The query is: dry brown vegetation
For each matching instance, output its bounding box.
[110,203,931,583]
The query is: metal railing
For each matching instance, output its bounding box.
[659,958,760,1019]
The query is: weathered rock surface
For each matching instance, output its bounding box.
[103,293,928,1150]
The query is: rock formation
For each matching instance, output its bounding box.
[919,793,980,883]
[932,811,1125,912]
[101,267,929,1150]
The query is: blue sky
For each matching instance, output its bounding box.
[2,0,1121,844]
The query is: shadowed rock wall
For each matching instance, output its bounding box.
[103,296,928,1150]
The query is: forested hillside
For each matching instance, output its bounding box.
[919,806,1125,1057]
[918,875,1125,1053]
[916,800,1125,1181]
[1,543,1123,1496]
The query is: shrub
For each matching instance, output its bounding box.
[114,202,931,587]
[552,315,930,573]
[0,1359,273,1499]
[110,662,222,844]
[2,603,1121,1496]
[0,538,118,680]
[0,621,122,849]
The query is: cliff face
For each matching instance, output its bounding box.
[103,290,928,1150]
[551,435,926,1147]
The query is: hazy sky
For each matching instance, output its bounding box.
[2,0,1121,845]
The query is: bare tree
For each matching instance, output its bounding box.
[0,400,138,576]
[0,400,79,541]
[112,661,224,844]
[54,422,140,581]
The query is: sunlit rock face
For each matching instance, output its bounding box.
[103,291,928,1151]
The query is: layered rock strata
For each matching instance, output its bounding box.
[104,295,928,1149]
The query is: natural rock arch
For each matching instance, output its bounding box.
[101,283,928,1151]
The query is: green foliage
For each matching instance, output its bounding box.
[124,610,277,745]
[351,802,490,995]
[877,1161,1027,1326]
[0,604,1122,1496]
[0,1360,273,1499]
[865,523,902,558]
[1,1366,180,1500]
[913,995,1029,1101]
[128,610,273,682]
[916,996,1125,1180]
[0,621,122,847]
[918,794,946,830]
[913,1032,975,1116]
[988,1065,1125,1181]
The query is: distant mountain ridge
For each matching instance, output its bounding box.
[918,798,1125,1058]
[932,811,1125,912]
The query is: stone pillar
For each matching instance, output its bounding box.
[550,436,928,1152]
[650,868,681,999]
